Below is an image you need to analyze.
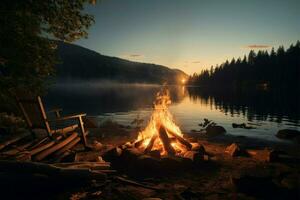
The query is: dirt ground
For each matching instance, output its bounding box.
[0,122,299,200]
[53,124,299,200]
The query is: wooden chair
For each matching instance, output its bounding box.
[16,95,89,149]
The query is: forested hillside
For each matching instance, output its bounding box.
[56,41,187,84]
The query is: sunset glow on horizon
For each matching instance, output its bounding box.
[76,0,300,75]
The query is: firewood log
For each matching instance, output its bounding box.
[53,137,80,157]
[0,161,107,182]
[144,134,158,153]
[0,132,30,151]
[1,138,39,156]
[165,127,192,150]
[134,139,144,148]
[52,162,110,170]
[0,160,60,174]
[28,137,50,150]
[246,149,277,162]
[183,150,204,163]
[74,151,102,162]
[53,162,110,167]
[158,126,175,155]
[28,135,63,156]
[34,132,78,161]
[121,148,143,162]
[29,140,56,156]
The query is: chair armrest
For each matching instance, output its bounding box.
[48,113,86,122]
[47,108,63,118]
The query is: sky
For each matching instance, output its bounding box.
[76,0,300,75]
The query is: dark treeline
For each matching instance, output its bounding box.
[188,41,300,90]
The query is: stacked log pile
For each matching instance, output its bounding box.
[0,131,86,161]
[0,131,112,174]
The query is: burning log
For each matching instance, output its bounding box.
[165,127,192,150]
[183,150,204,163]
[134,139,144,148]
[158,126,175,155]
[144,134,158,153]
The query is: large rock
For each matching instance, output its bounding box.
[276,129,300,140]
[205,125,226,136]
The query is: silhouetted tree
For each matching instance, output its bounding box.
[0,0,95,111]
[0,0,95,94]
[188,41,300,91]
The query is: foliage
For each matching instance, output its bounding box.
[0,0,95,112]
[188,41,300,90]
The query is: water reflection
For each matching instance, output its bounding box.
[187,87,300,126]
[44,83,186,115]
[44,83,299,141]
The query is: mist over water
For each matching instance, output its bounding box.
[45,82,299,142]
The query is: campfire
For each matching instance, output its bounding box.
[133,88,192,156]
[103,88,206,176]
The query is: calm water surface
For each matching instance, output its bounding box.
[45,83,300,142]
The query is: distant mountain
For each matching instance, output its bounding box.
[56,41,187,84]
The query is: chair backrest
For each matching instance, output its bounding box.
[16,94,51,134]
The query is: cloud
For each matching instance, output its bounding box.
[245,44,271,49]
[128,54,143,58]
[121,54,145,59]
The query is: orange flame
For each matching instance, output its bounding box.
[135,88,187,156]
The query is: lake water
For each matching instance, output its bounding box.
[45,83,300,142]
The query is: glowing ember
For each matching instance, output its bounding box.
[135,88,191,156]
